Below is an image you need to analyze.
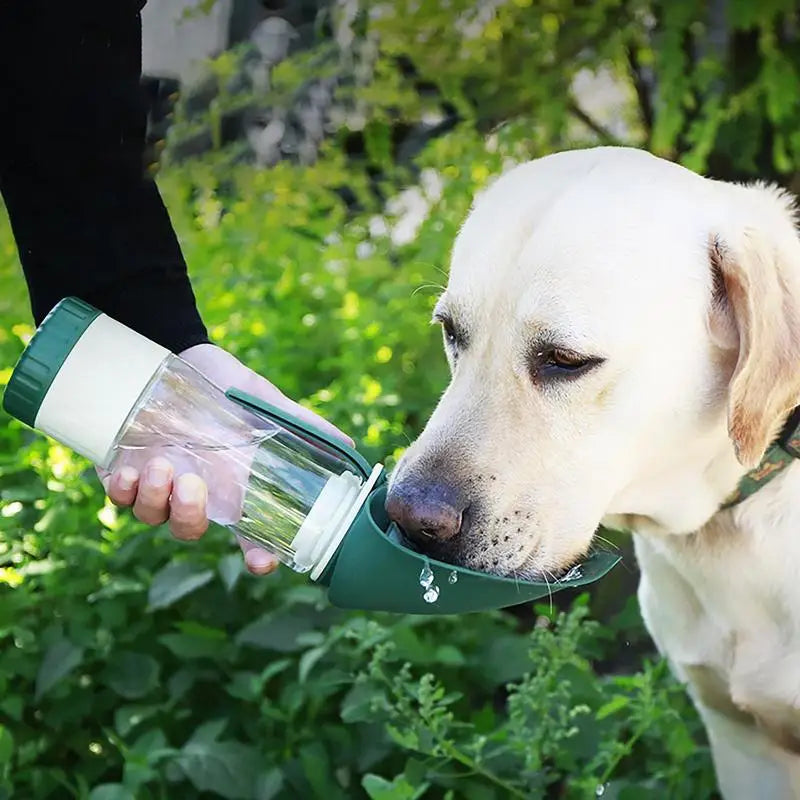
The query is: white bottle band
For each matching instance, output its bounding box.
[34,315,169,468]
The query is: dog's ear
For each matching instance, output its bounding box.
[709,197,800,468]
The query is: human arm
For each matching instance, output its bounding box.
[0,1,208,352]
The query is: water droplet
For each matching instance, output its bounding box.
[595,784,606,797]
[562,565,583,582]
[423,585,440,603]
[419,564,434,589]
[448,570,458,584]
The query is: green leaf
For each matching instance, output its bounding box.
[235,608,317,652]
[459,783,501,800]
[433,644,464,665]
[476,634,532,686]
[299,741,336,800]
[255,768,284,800]
[87,576,145,603]
[159,632,226,659]
[167,668,196,703]
[0,696,22,722]
[130,728,170,759]
[362,774,429,800]
[88,785,136,800]
[226,671,260,701]
[341,682,384,724]
[218,552,243,592]
[298,645,328,683]
[261,658,292,683]
[35,637,84,700]
[364,120,393,167]
[147,562,214,610]
[121,729,176,788]
[0,725,13,765]
[104,652,160,699]
[596,695,630,720]
[188,718,228,745]
[114,704,160,737]
[122,760,158,792]
[175,739,261,799]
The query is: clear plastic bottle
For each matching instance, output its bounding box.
[2,298,381,577]
[111,354,369,572]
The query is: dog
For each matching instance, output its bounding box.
[385,146,800,799]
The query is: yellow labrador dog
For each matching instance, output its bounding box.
[385,146,800,799]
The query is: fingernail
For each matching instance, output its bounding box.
[174,474,206,505]
[117,467,138,491]
[245,549,277,573]
[146,460,171,488]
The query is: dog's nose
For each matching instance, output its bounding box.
[385,480,465,544]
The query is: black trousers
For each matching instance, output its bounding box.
[0,1,208,353]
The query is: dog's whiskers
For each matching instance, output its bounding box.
[592,532,619,552]
[542,568,556,616]
[411,282,446,297]
[407,260,449,281]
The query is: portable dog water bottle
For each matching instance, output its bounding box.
[3,298,619,614]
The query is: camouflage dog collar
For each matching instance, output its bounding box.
[721,407,800,509]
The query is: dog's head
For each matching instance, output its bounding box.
[386,146,800,579]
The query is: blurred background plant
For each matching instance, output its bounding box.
[2,0,799,796]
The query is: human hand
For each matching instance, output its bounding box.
[99,343,353,575]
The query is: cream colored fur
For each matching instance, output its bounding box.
[390,146,800,797]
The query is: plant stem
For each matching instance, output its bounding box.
[439,741,530,800]
[597,721,648,786]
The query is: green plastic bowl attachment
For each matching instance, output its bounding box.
[318,486,620,614]
[225,387,621,615]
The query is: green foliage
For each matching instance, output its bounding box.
[0,417,717,798]
[343,0,800,185]
[7,0,800,795]
[349,602,716,799]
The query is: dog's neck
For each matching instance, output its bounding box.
[604,407,800,539]
[604,432,743,537]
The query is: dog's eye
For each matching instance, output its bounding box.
[441,319,458,348]
[434,314,460,351]
[536,348,602,380]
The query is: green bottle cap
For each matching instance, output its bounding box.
[2,297,101,426]
[3,297,170,468]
